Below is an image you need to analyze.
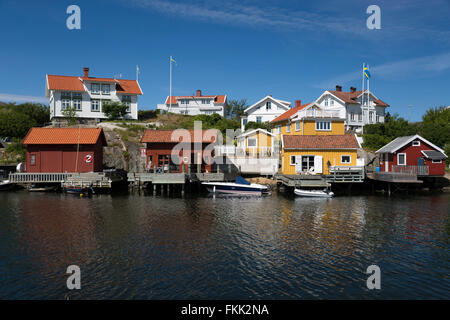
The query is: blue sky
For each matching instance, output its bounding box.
[0,0,449,121]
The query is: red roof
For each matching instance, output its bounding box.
[329,90,388,107]
[47,75,142,95]
[271,103,311,123]
[283,134,359,149]
[165,95,226,104]
[141,130,218,143]
[22,128,106,145]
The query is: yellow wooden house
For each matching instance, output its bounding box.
[236,128,277,157]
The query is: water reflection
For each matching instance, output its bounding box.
[0,191,448,299]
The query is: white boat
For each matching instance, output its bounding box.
[0,179,14,191]
[202,176,268,195]
[294,188,334,198]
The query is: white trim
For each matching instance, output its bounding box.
[295,121,301,131]
[290,155,296,166]
[432,159,442,163]
[376,134,446,155]
[244,95,291,113]
[412,141,420,146]
[247,137,257,148]
[397,153,407,165]
[315,120,332,131]
[236,128,276,139]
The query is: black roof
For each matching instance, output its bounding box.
[422,150,447,160]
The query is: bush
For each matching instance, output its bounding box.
[0,111,37,138]
[138,109,160,120]
[245,121,272,132]
[102,101,129,120]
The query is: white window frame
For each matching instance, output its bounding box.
[286,123,290,133]
[324,98,328,107]
[432,159,442,163]
[295,121,301,131]
[397,153,407,166]
[247,137,257,147]
[350,112,355,121]
[91,83,100,94]
[358,113,362,122]
[73,99,82,111]
[412,141,420,146]
[290,155,296,166]
[61,99,71,110]
[256,116,262,123]
[266,101,271,110]
[101,84,110,95]
[91,99,100,112]
[341,155,351,164]
[316,121,331,131]
[330,99,334,106]
[376,114,380,122]
[276,125,281,134]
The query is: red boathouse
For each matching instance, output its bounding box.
[140,129,218,173]
[22,128,107,173]
[376,134,447,176]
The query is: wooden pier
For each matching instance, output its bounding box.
[275,174,330,188]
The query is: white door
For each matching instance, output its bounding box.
[314,156,323,174]
[295,156,302,174]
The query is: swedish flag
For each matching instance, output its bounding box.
[170,57,177,63]
[364,64,371,79]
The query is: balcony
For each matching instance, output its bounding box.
[297,109,342,119]
[391,165,429,176]
[215,146,277,158]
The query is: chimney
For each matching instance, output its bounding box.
[350,86,356,92]
[83,67,89,78]
[336,85,342,92]
[295,100,301,108]
[196,89,202,97]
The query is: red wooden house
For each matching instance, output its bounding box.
[376,134,447,176]
[140,129,218,173]
[22,128,107,173]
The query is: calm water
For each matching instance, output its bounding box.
[0,190,448,299]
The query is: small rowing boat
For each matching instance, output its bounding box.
[294,188,334,198]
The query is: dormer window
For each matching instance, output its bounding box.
[101,84,110,95]
[91,83,100,94]
[266,101,271,110]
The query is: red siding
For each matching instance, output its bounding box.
[26,140,104,173]
[379,139,445,176]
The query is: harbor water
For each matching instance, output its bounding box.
[0,190,449,299]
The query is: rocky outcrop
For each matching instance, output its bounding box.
[358,149,378,172]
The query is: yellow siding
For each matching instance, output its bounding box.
[275,119,345,137]
[281,149,357,175]
[243,131,273,153]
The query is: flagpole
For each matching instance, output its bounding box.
[367,64,370,124]
[169,56,172,113]
[362,63,365,133]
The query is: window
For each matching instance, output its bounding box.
[243,118,248,126]
[412,141,420,146]
[61,99,70,110]
[101,84,110,95]
[324,98,328,106]
[350,112,355,121]
[290,155,296,165]
[276,125,281,134]
[256,116,262,123]
[158,154,170,167]
[369,112,373,122]
[397,153,406,165]
[376,114,380,122]
[91,83,100,94]
[330,99,334,106]
[286,123,290,133]
[247,138,257,147]
[432,159,442,163]
[201,99,210,104]
[30,154,36,165]
[316,121,331,131]
[180,99,189,104]
[358,113,362,122]
[301,155,315,171]
[295,121,301,131]
[73,99,82,111]
[266,101,271,110]
[121,95,131,112]
[91,99,100,112]
[341,155,351,163]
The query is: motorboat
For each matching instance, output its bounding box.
[0,179,14,191]
[294,188,334,198]
[202,176,268,195]
[28,184,58,192]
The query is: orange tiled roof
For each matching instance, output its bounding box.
[328,90,388,107]
[271,103,311,123]
[165,95,226,104]
[283,134,359,149]
[141,129,218,143]
[46,75,142,95]
[22,128,106,145]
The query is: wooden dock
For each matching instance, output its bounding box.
[275,174,330,188]
[367,172,423,184]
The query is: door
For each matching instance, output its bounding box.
[314,156,323,174]
[295,156,302,174]
[418,157,424,166]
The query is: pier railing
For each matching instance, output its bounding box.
[9,172,72,183]
[391,165,429,176]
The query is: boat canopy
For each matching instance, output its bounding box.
[235,176,251,185]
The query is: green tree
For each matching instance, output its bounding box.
[61,106,78,126]
[0,111,36,138]
[226,99,248,119]
[419,106,450,148]
[102,101,129,120]
[244,121,272,132]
